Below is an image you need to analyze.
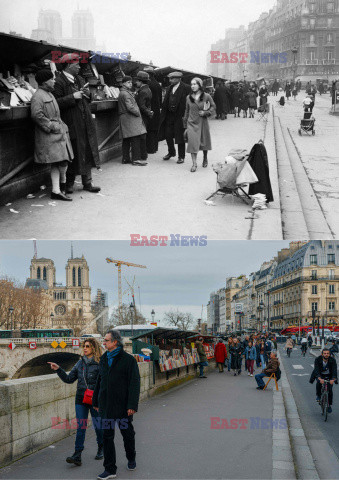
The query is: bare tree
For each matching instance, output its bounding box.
[163,310,195,331]
[109,303,146,327]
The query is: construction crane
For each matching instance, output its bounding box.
[106,258,147,313]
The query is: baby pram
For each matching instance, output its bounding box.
[298,113,315,136]
[206,150,258,205]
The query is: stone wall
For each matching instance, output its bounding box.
[0,360,214,466]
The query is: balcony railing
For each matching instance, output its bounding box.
[271,275,339,292]
[305,59,319,64]
[307,310,339,317]
[323,59,336,64]
[274,300,282,305]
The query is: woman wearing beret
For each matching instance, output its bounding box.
[183,78,215,172]
[31,68,73,201]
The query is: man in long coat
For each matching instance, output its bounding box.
[135,70,153,164]
[143,67,162,154]
[118,76,147,166]
[53,53,101,194]
[158,71,190,164]
[93,330,140,478]
[213,82,230,120]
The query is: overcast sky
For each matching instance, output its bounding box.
[0,240,289,324]
[0,0,276,71]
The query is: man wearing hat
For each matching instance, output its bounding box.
[143,66,162,154]
[118,76,147,166]
[53,53,101,194]
[135,71,153,164]
[158,71,190,164]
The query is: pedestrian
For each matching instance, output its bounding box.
[233,86,242,117]
[93,330,140,479]
[143,67,162,154]
[53,53,101,194]
[47,337,104,466]
[242,336,250,371]
[285,337,294,356]
[158,71,190,164]
[256,339,268,369]
[135,71,154,165]
[292,85,298,100]
[183,77,215,172]
[196,336,209,378]
[271,79,279,96]
[259,82,269,106]
[246,87,258,118]
[226,337,233,372]
[285,82,292,100]
[239,86,249,117]
[31,68,73,202]
[245,341,256,376]
[214,339,227,372]
[255,351,280,390]
[118,76,147,166]
[308,334,313,348]
[213,81,230,120]
[230,337,243,376]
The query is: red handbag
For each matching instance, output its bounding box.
[82,366,94,405]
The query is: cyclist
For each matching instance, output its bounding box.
[329,340,338,357]
[314,348,338,413]
[308,334,313,348]
[300,336,308,356]
[285,337,294,357]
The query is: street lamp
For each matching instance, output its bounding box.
[129,302,134,335]
[8,306,14,331]
[151,309,155,323]
[50,312,54,329]
[259,300,264,332]
[291,46,298,82]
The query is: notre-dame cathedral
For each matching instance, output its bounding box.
[26,253,94,330]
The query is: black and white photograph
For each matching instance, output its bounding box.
[0,1,339,479]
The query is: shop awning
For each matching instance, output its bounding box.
[131,327,200,342]
[154,66,225,85]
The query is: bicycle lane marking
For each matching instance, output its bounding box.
[292,365,304,369]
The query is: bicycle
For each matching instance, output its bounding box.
[287,347,292,357]
[319,380,331,422]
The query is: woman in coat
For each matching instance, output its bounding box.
[245,341,256,376]
[183,77,215,172]
[285,82,292,100]
[256,339,268,369]
[31,69,73,201]
[48,337,103,466]
[226,337,233,372]
[118,76,147,166]
[246,88,258,118]
[230,338,243,376]
[214,339,227,372]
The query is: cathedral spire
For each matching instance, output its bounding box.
[71,242,73,259]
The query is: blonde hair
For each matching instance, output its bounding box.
[82,337,102,363]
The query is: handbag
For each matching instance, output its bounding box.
[82,365,94,405]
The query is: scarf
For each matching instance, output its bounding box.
[107,347,121,367]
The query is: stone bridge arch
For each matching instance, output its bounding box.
[0,345,81,379]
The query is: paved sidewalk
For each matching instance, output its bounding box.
[0,370,277,480]
[273,92,339,237]
[0,115,282,240]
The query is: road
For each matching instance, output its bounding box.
[0,369,276,479]
[0,112,281,240]
[278,345,339,479]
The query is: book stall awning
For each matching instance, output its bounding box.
[153,65,225,88]
[131,328,217,372]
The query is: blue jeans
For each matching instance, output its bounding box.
[199,361,209,376]
[228,354,232,371]
[255,372,267,388]
[74,403,103,452]
[260,355,266,369]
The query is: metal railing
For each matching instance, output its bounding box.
[0,337,85,346]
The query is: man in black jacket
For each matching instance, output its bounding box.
[93,330,140,479]
[143,67,162,154]
[158,71,190,164]
[314,348,338,412]
[135,71,153,165]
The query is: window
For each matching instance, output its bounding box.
[78,267,82,287]
[329,301,335,311]
[327,50,334,60]
[310,255,317,265]
[327,33,333,43]
[72,267,76,286]
[311,302,318,311]
[310,50,316,60]
[310,18,315,28]
[312,285,318,294]
[329,284,335,294]
[311,270,317,279]
[328,254,335,264]
[329,269,334,279]
[79,308,82,316]
[327,2,334,12]
[37,267,41,279]
[327,17,333,27]
[310,3,315,12]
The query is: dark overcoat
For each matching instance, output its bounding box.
[213,84,230,115]
[53,72,100,174]
[248,143,274,202]
[148,77,162,131]
[92,348,140,419]
[135,84,153,130]
[158,81,191,144]
[118,86,147,138]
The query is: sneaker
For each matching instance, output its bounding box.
[250,374,253,377]
[127,461,136,471]
[248,372,250,376]
[199,375,207,378]
[97,471,117,479]
[328,406,332,413]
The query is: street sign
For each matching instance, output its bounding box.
[29,342,37,350]
[235,303,243,313]
[8,342,16,350]
[151,322,157,326]
[72,339,80,349]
